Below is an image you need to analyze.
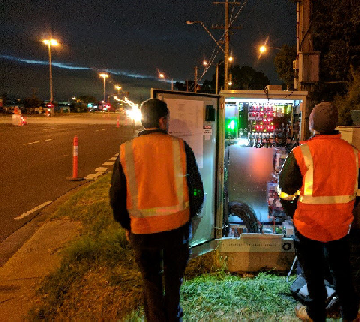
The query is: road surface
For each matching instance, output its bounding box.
[0,113,137,242]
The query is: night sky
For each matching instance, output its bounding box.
[1,0,296,103]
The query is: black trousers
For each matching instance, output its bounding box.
[131,226,190,322]
[294,230,359,322]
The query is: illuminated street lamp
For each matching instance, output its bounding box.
[42,38,59,104]
[158,71,173,90]
[259,45,268,54]
[258,44,282,59]
[258,37,281,59]
[99,73,109,102]
[228,74,233,87]
[114,84,122,95]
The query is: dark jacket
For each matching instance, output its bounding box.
[109,129,204,234]
[278,150,302,218]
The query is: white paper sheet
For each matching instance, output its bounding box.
[165,98,204,168]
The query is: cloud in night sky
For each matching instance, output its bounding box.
[1,0,296,101]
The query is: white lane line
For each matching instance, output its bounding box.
[103,161,114,166]
[95,130,99,132]
[101,129,105,131]
[84,174,97,180]
[14,201,52,220]
[110,157,117,161]
[85,172,104,180]
[95,167,108,172]
[27,140,40,145]
[45,139,53,142]
[114,153,119,157]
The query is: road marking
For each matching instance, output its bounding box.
[14,201,52,220]
[45,139,53,142]
[95,130,99,132]
[27,140,40,145]
[85,154,119,181]
[95,167,108,172]
[101,128,105,131]
[84,174,97,180]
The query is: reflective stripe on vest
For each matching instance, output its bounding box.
[299,144,358,204]
[124,137,188,217]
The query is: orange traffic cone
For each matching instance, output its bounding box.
[66,136,84,181]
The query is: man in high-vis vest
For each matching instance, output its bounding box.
[278,102,360,321]
[110,98,204,321]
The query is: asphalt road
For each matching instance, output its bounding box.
[0,113,137,242]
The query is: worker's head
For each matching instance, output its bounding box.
[309,102,338,134]
[140,98,169,131]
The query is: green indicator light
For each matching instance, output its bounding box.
[229,120,235,130]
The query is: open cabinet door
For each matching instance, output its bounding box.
[152,89,225,257]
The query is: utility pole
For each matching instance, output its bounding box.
[213,0,242,90]
[224,0,229,90]
[194,66,198,93]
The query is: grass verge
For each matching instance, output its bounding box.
[27,173,342,321]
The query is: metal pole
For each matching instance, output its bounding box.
[194,66,198,93]
[48,44,53,103]
[103,77,106,102]
[216,63,219,95]
[224,0,229,90]
[171,78,174,91]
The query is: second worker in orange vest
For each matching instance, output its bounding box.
[279,102,360,322]
[110,98,204,321]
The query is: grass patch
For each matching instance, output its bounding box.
[29,174,142,320]
[182,273,298,321]
[29,173,342,321]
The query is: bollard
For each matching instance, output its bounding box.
[66,136,84,181]
[72,136,78,178]
[117,116,120,128]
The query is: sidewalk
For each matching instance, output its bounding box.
[0,197,82,321]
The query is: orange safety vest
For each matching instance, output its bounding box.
[293,134,359,242]
[120,133,190,234]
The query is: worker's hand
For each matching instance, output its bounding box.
[126,230,130,242]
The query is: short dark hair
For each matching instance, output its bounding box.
[140,98,169,128]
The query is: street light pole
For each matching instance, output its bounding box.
[158,71,173,90]
[103,78,106,101]
[194,66,198,93]
[43,39,59,103]
[48,44,53,102]
[114,85,122,96]
[99,73,109,102]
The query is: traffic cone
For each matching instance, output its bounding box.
[66,136,84,181]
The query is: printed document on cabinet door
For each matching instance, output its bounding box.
[165,98,204,168]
